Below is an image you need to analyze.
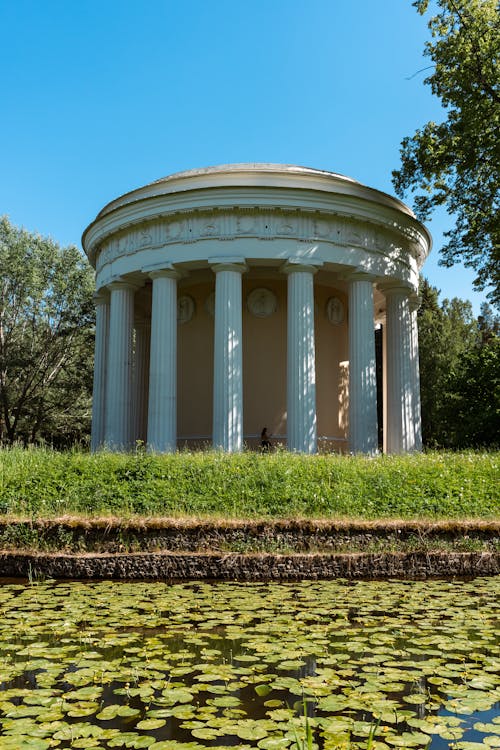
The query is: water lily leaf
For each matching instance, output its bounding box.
[441,729,466,740]
[474,724,500,735]
[257,738,290,749]
[210,696,242,707]
[137,719,167,730]
[317,696,349,711]
[277,659,306,670]
[63,686,103,701]
[236,725,269,740]
[108,733,156,748]
[96,705,121,720]
[385,731,433,746]
[403,694,427,704]
[191,727,221,739]
[255,684,272,697]
[53,723,104,740]
[0,739,52,750]
[266,708,295,721]
[149,744,204,750]
[160,688,194,705]
[67,705,98,717]
[117,706,141,719]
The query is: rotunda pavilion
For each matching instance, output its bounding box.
[82,163,431,454]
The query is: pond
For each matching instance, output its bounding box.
[0,577,498,749]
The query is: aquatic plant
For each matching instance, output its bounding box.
[0,577,498,748]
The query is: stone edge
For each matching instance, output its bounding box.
[1,551,498,581]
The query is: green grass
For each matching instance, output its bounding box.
[0,447,498,520]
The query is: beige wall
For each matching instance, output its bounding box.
[242,279,287,445]
[177,282,214,442]
[172,274,348,449]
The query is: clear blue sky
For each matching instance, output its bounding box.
[0,0,489,315]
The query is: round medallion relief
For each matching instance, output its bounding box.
[247,288,277,318]
[177,295,195,324]
[326,296,345,325]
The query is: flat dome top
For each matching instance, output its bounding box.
[90,162,401,227]
[149,163,360,186]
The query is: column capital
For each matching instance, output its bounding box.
[93,290,109,306]
[379,282,413,298]
[409,294,422,312]
[142,262,182,281]
[346,271,376,284]
[107,277,142,292]
[281,257,323,275]
[209,256,247,274]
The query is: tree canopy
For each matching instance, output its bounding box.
[0,217,95,445]
[417,277,499,447]
[392,0,500,307]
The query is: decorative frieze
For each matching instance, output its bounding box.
[94,208,415,272]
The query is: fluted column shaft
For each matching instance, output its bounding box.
[147,269,178,453]
[91,291,109,451]
[105,281,136,450]
[134,319,150,445]
[348,276,378,454]
[385,286,415,453]
[410,297,422,451]
[212,260,246,452]
[284,262,318,453]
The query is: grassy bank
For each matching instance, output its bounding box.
[0,447,498,520]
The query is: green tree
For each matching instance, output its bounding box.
[453,333,500,446]
[0,217,95,445]
[418,278,480,446]
[393,0,500,307]
[418,279,499,447]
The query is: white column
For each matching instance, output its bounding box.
[410,295,422,451]
[105,280,137,450]
[284,261,319,454]
[384,285,415,453]
[134,319,150,445]
[91,291,109,452]
[348,275,378,454]
[147,269,179,453]
[211,259,246,452]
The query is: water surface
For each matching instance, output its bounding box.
[0,577,498,749]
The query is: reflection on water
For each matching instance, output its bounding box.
[0,577,498,749]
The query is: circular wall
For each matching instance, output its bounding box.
[83,164,431,453]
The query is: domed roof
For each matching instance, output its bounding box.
[148,163,360,187]
[91,162,407,224]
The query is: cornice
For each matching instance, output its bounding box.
[86,198,430,273]
[83,176,431,266]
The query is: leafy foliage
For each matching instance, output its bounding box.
[0,217,95,445]
[392,0,500,306]
[452,328,500,445]
[417,277,499,447]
